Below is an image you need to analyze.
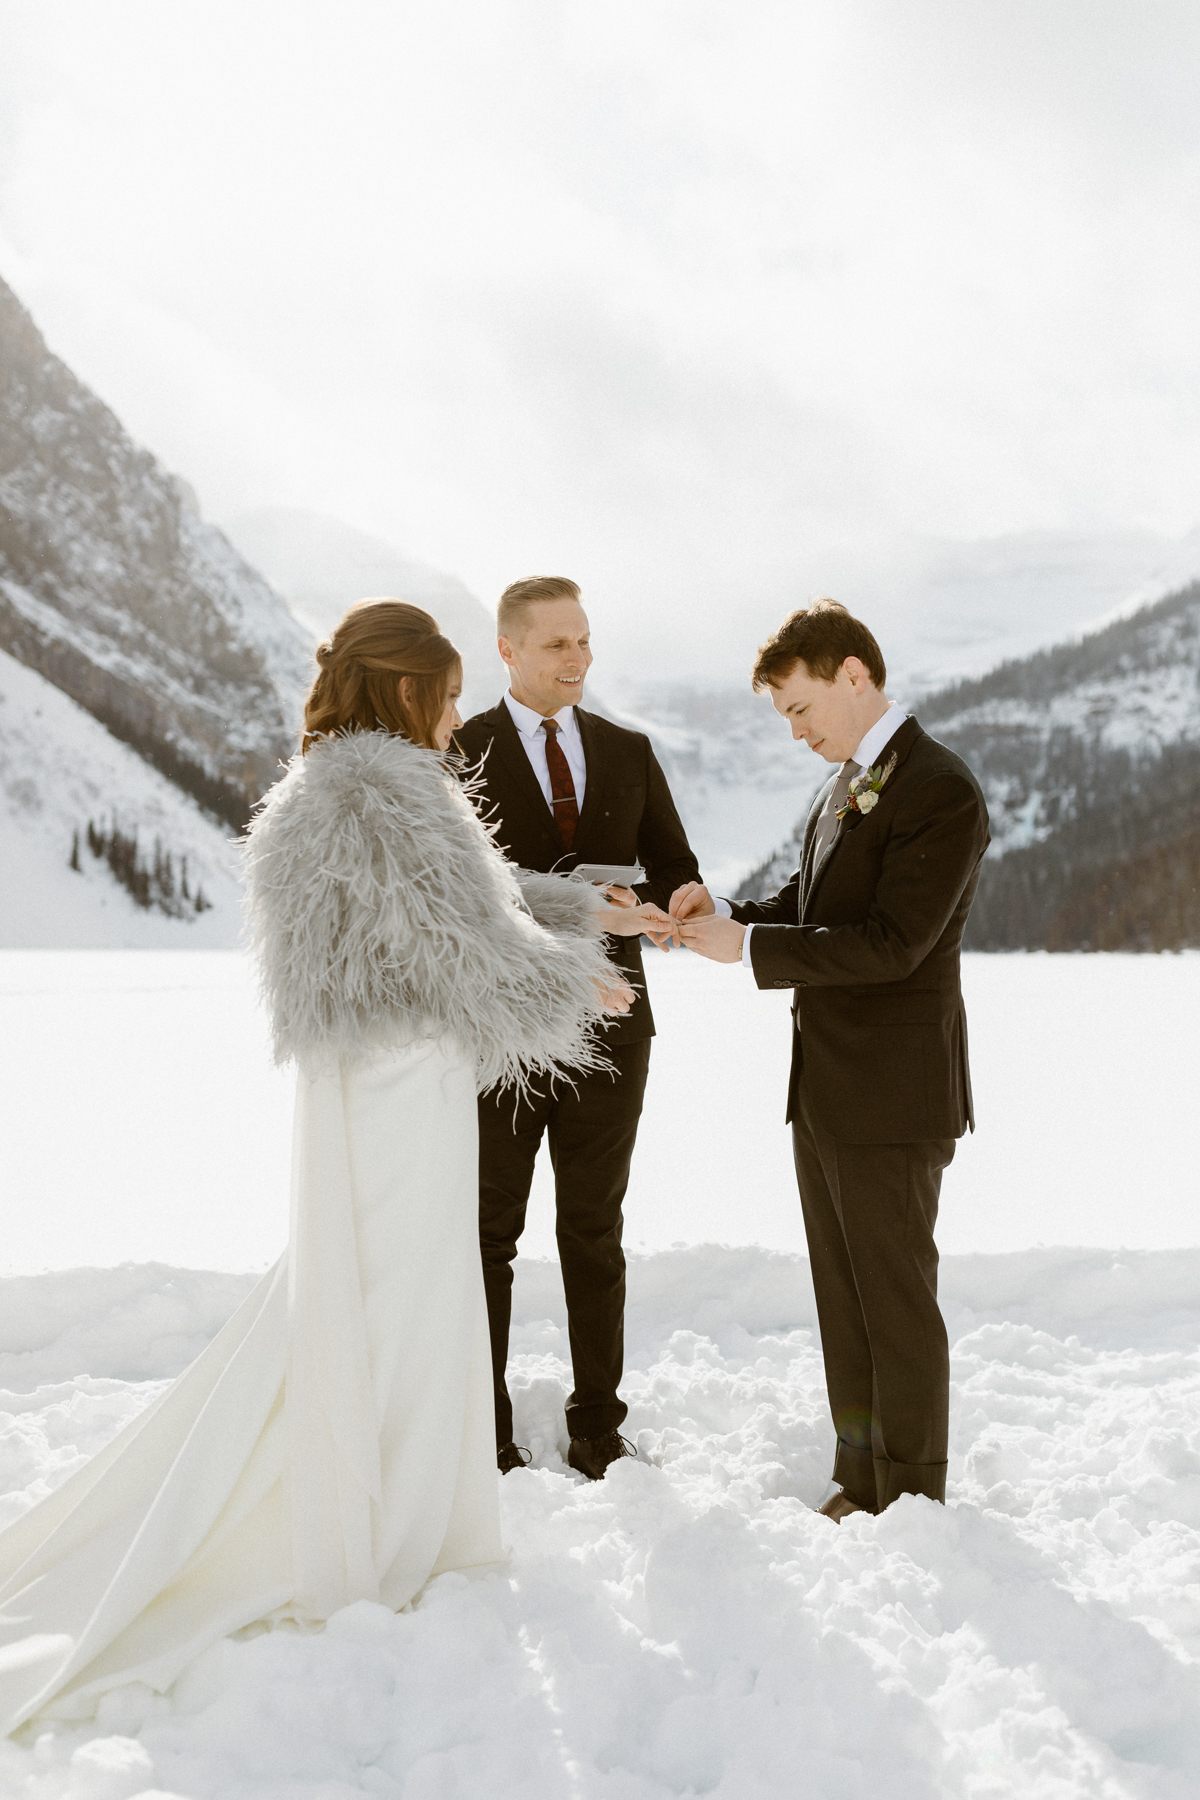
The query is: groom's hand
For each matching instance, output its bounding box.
[678,914,746,964]
[668,881,715,924]
[632,902,679,950]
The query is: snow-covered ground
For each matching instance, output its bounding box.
[0,949,1195,1274]
[0,1245,1198,1798]
[1,950,1198,1797]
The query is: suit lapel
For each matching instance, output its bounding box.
[572,708,606,850]
[801,716,927,918]
[482,702,562,856]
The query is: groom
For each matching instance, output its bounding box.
[673,600,989,1518]
[455,576,700,1481]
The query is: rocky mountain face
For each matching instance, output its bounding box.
[736,582,1200,950]
[0,275,311,829]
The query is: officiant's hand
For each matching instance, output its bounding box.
[678,914,747,964]
[668,881,715,923]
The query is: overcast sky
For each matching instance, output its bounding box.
[1,0,1198,679]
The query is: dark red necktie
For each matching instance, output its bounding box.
[541,718,580,852]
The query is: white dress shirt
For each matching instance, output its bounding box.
[503,690,587,812]
[718,702,910,968]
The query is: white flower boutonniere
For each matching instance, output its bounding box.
[837,752,898,822]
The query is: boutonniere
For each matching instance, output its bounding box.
[837,752,898,821]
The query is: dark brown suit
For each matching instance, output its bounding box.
[731,717,989,1508]
[455,701,700,1444]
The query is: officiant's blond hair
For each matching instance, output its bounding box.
[303,599,461,752]
[497,576,582,639]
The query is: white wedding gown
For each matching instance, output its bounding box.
[0,1037,502,1736]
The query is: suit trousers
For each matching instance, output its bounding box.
[478,1039,651,1445]
[791,1068,955,1511]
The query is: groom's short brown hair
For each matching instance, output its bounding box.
[498,576,582,639]
[752,599,887,691]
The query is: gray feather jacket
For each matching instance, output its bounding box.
[242,729,616,1090]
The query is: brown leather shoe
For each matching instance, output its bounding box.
[497,1442,532,1475]
[817,1490,868,1523]
[567,1431,637,1481]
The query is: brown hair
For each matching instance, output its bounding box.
[751,598,886,691]
[497,576,582,639]
[301,598,461,752]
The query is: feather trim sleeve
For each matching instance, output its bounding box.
[242,731,615,1091]
[515,870,603,935]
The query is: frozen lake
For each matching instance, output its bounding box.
[1,948,1196,1273]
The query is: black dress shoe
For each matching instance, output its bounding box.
[566,1431,637,1481]
[497,1442,532,1474]
[817,1490,870,1523]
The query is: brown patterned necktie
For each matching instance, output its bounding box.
[541,718,580,851]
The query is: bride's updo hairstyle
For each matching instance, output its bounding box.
[302,599,462,753]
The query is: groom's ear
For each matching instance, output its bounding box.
[497,635,516,669]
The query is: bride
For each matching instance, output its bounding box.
[0,598,656,1736]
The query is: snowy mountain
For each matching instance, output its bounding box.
[737,580,1200,950]
[5,260,1197,949]
[615,525,1200,897]
[1096,524,1200,629]
[612,680,825,896]
[0,274,311,829]
[225,507,505,721]
[0,649,241,945]
[877,526,1188,697]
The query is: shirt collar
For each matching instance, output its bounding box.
[851,701,908,772]
[503,691,578,739]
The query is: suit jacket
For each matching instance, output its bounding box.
[454,702,701,1045]
[731,717,990,1143]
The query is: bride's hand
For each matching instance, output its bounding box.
[631,903,680,950]
[596,973,636,1015]
[596,887,647,938]
[598,893,680,949]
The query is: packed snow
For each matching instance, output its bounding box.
[0,950,1197,1797]
[0,1246,1198,1798]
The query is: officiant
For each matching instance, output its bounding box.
[454,576,701,1482]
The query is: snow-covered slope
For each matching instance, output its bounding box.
[0,651,241,947]
[924,582,1200,849]
[226,507,505,720]
[1101,524,1200,628]
[881,525,1189,695]
[0,274,310,825]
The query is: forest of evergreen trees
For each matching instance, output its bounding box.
[70,819,212,919]
[964,737,1199,950]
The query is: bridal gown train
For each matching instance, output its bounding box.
[0,1037,502,1736]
